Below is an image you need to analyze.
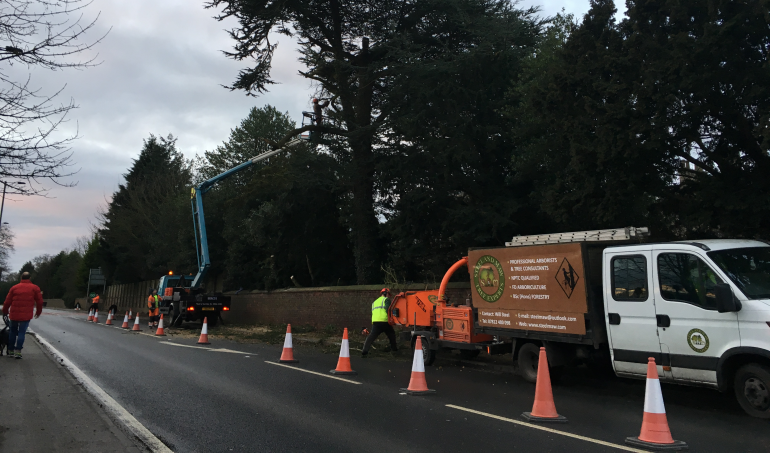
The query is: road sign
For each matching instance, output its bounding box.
[89,268,105,285]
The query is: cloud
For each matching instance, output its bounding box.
[2,0,615,272]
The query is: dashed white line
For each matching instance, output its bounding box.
[445,404,646,453]
[265,361,361,384]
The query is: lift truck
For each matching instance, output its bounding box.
[390,227,770,418]
[158,137,307,327]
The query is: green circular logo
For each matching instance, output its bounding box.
[474,255,505,303]
[428,295,439,305]
[89,292,96,298]
[687,328,709,353]
[445,319,454,330]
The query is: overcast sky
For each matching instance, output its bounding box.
[3,0,620,271]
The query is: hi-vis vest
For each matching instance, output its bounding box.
[371,296,389,323]
[148,295,159,309]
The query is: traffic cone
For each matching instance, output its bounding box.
[278,324,298,363]
[87,309,93,322]
[400,336,436,395]
[625,358,688,450]
[330,328,357,375]
[105,311,113,325]
[521,347,567,422]
[93,309,99,323]
[121,312,130,329]
[128,310,133,319]
[155,314,166,336]
[131,314,141,331]
[197,317,210,344]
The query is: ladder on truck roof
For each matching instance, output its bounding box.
[505,227,650,247]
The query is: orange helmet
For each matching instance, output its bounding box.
[312,98,318,103]
[381,288,390,294]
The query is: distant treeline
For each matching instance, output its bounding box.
[16,1,770,293]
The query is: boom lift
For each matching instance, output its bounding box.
[158,137,306,326]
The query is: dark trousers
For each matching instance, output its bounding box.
[362,322,398,353]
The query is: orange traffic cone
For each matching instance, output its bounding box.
[155,314,166,336]
[93,309,99,323]
[400,336,436,395]
[625,358,688,450]
[105,311,113,325]
[128,310,133,319]
[521,347,567,422]
[330,328,357,375]
[279,324,298,363]
[197,317,211,344]
[87,309,93,322]
[131,314,141,331]
[121,311,130,329]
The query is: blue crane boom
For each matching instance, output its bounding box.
[189,137,304,289]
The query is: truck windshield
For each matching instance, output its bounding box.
[708,247,770,299]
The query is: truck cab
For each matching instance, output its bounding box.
[604,240,770,418]
[156,274,231,327]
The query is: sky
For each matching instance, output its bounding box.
[3,0,620,271]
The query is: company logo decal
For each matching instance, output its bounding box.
[428,295,439,305]
[687,328,709,353]
[445,319,454,330]
[555,257,580,298]
[474,255,505,303]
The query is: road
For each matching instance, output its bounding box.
[32,310,770,453]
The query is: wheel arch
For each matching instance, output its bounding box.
[718,347,770,391]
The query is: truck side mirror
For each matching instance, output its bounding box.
[715,283,741,313]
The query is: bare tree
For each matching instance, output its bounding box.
[0,0,106,195]
[0,223,15,277]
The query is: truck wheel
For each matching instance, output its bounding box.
[517,342,540,383]
[460,349,480,360]
[734,363,770,419]
[413,335,436,366]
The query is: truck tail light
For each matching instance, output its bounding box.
[222,307,230,311]
[187,307,195,311]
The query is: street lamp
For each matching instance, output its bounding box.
[0,181,25,227]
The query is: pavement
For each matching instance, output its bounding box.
[7,309,770,452]
[0,331,144,453]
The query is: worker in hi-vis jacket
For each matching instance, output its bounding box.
[362,288,398,357]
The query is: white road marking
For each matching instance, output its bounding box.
[265,361,361,385]
[160,342,212,350]
[445,405,646,452]
[208,348,251,354]
[31,331,173,453]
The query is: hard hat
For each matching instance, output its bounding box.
[381,288,390,294]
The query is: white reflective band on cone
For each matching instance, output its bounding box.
[340,339,350,358]
[135,315,140,323]
[412,348,425,373]
[201,322,208,335]
[283,332,292,348]
[643,378,666,414]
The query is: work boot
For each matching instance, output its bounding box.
[15,351,22,359]
[361,351,369,358]
[7,350,14,357]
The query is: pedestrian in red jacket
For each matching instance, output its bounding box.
[2,272,43,359]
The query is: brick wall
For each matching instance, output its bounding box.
[220,285,473,330]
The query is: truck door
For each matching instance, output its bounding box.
[604,250,663,377]
[652,249,740,385]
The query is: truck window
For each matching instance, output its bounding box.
[612,256,648,301]
[658,253,723,310]
[708,247,770,300]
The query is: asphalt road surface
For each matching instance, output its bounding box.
[32,310,770,453]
